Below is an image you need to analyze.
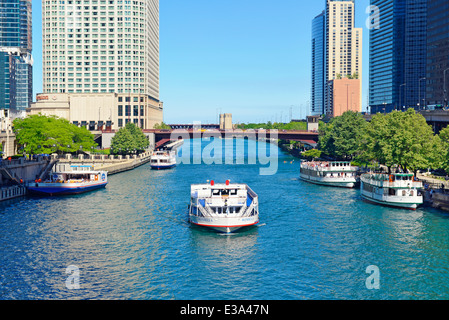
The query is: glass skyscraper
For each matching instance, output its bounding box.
[426,0,449,107]
[369,0,427,114]
[311,11,325,116]
[0,0,32,113]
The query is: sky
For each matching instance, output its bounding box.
[32,0,371,125]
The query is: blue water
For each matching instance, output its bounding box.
[1,138,449,300]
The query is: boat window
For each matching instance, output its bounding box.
[402,190,406,196]
[221,189,229,196]
[389,189,395,196]
[212,190,220,196]
[230,189,237,196]
[410,190,414,196]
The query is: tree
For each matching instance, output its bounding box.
[437,126,449,173]
[110,123,149,155]
[153,122,171,130]
[110,127,136,155]
[318,111,368,160]
[13,114,96,155]
[362,109,443,173]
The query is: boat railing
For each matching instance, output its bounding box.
[361,175,422,189]
[197,203,214,218]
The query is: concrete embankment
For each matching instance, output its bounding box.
[55,151,152,175]
[0,151,152,202]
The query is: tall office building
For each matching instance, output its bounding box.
[34,0,163,130]
[0,0,32,114]
[324,0,362,84]
[369,0,427,114]
[311,0,363,116]
[311,11,325,116]
[426,0,449,107]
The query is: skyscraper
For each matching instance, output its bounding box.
[0,0,32,114]
[369,0,427,114]
[426,0,449,107]
[311,0,363,116]
[36,0,163,130]
[311,11,325,116]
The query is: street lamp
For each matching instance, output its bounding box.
[418,77,426,110]
[399,83,406,110]
[444,68,449,108]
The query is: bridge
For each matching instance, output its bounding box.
[144,129,320,148]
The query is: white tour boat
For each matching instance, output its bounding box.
[360,173,423,210]
[150,139,183,170]
[28,165,108,196]
[150,149,177,170]
[299,161,359,188]
[188,180,259,233]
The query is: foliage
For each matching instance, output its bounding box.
[437,126,449,173]
[153,122,171,130]
[302,149,322,160]
[361,109,444,173]
[12,114,97,155]
[318,111,368,160]
[236,121,308,131]
[111,122,149,155]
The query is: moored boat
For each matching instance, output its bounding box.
[27,165,108,196]
[360,173,423,210]
[188,180,259,233]
[300,161,359,188]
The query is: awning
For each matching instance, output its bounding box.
[299,140,318,147]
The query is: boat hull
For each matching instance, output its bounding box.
[299,174,357,188]
[150,164,177,170]
[28,182,107,196]
[189,215,259,233]
[360,193,421,210]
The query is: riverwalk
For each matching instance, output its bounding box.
[0,151,152,201]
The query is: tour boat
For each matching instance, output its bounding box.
[27,166,108,196]
[299,161,359,188]
[360,173,423,210]
[188,180,259,233]
[150,150,177,170]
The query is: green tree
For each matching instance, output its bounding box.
[111,123,149,155]
[302,148,322,160]
[438,126,449,172]
[362,109,443,173]
[318,111,368,160]
[13,114,96,155]
[125,122,149,152]
[153,122,171,130]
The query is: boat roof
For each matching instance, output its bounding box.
[191,183,247,189]
[52,170,107,174]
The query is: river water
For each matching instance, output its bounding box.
[1,138,449,300]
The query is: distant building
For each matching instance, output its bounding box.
[326,78,361,117]
[219,114,233,130]
[426,0,449,107]
[311,0,363,116]
[31,0,163,129]
[369,0,427,113]
[29,93,163,132]
[0,0,33,114]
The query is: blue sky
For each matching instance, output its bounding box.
[32,0,370,124]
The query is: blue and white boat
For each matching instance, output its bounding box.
[150,150,177,170]
[188,180,259,233]
[28,166,108,196]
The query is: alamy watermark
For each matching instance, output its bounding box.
[169,122,279,176]
[365,265,380,290]
[366,5,380,30]
[65,265,80,290]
